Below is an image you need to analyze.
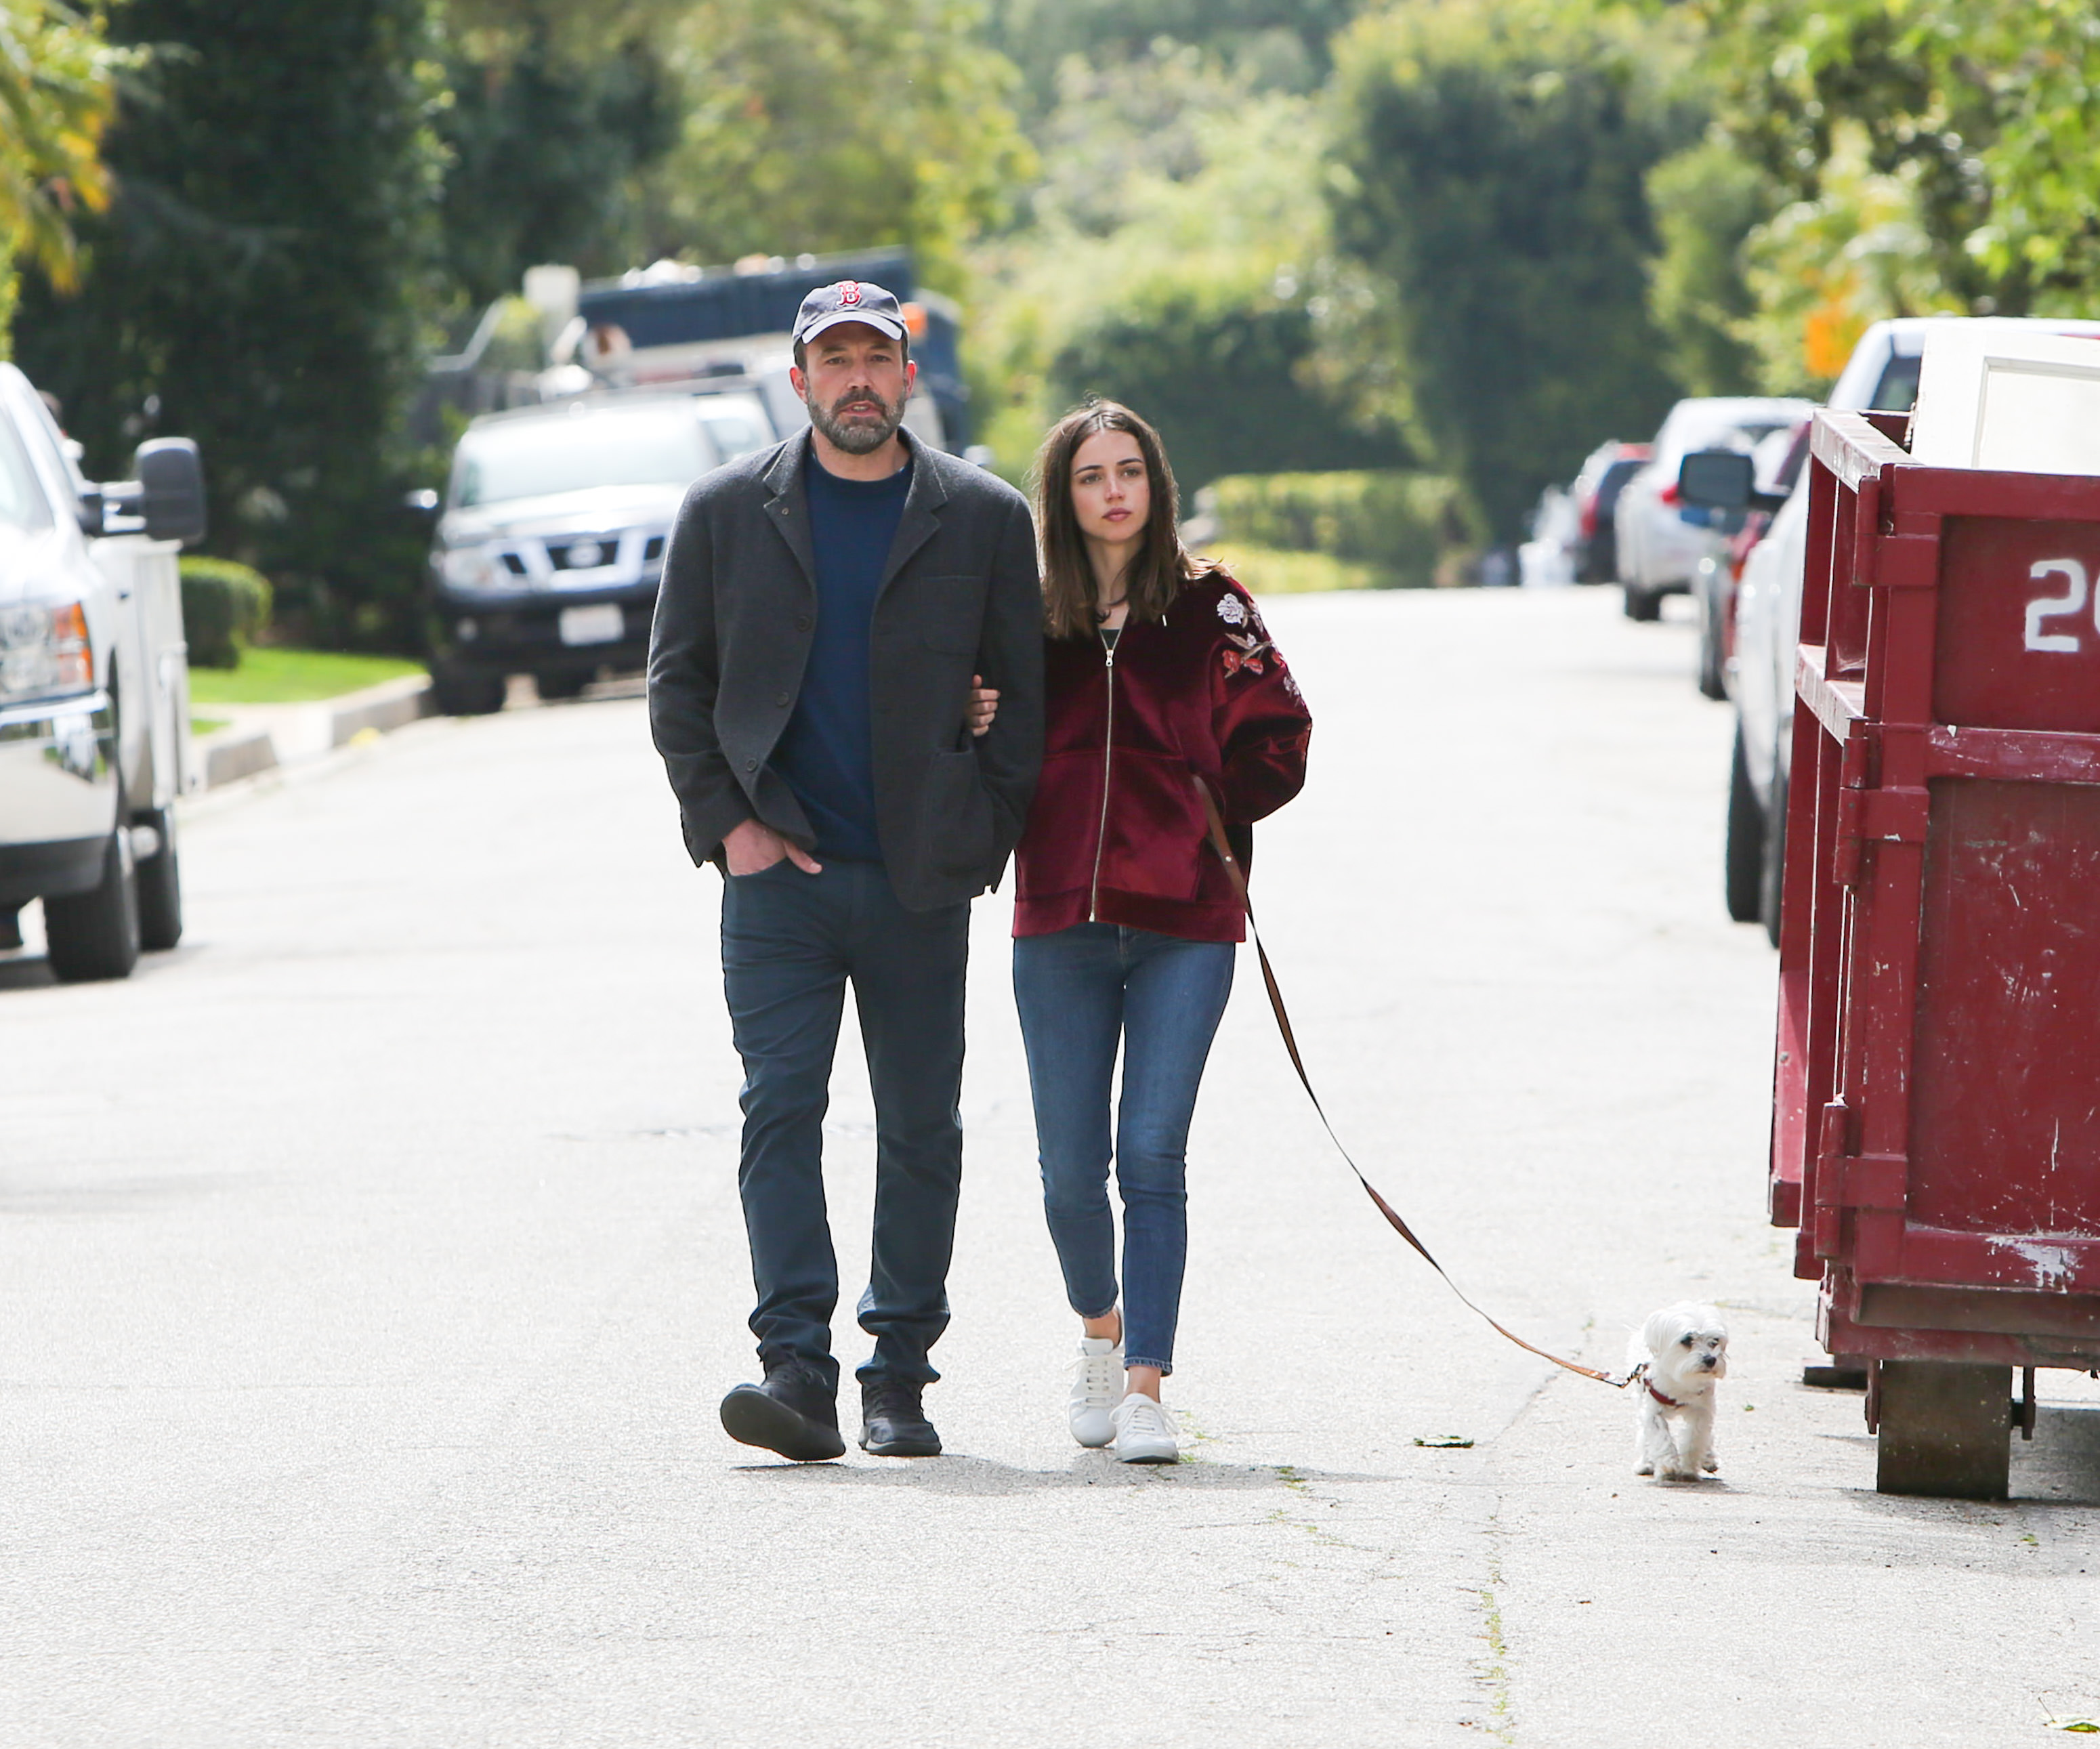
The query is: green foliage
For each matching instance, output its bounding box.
[185,644,423,704]
[1645,138,1765,397]
[1675,0,2100,386]
[14,0,447,651]
[639,0,1033,295]
[438,28,679,305]
[177,555,271,669]
[1202,543,1382,596]
[971,43,1395,486]
[0,0,125,338]
[986,0,1359,110]
[1327,1,1696,541]
[1737,120,1961,394]
[1205,469,1482,589]
[1050,283,1407,496]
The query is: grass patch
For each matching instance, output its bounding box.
[1202,542,1384,595]
[188,647,423,705]
[190,717,230,737]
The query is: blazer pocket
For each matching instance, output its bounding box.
[923,746,996,874]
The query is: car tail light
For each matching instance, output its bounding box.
[1659,480,1681,506]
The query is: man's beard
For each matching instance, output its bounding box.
[808,382,906,455]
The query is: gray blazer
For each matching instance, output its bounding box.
[648,426,1045,911]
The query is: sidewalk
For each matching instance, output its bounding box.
[193,673,437,788]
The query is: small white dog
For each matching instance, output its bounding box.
[1629,1303,1729,1481]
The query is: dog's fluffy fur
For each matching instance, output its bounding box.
[1629,1303,1728,1480]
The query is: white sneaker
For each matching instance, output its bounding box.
[1068,1337,1122,1448]
[1110,1391,1180,1464]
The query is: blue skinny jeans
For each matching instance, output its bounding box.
[1012,923,1235,1374]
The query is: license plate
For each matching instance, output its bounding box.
[558,604,624,646]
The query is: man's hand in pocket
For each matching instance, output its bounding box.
[723,818,822,875]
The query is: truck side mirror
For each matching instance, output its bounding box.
[135,438,207,545]
[1677,448,1754,512]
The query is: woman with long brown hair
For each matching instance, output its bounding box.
[1008,401,1312,1462]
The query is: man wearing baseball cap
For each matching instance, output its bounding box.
[649,280,1044,1462]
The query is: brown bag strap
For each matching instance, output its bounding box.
[1196,779,1629,1390]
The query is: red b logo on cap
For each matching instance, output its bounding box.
[839,282,862,306]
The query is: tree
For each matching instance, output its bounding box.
[970,38,1402,484]
[1049,277,1408,494]
[1667,0,2100,390]
[1644,137,1764,398]
[438,29,679,307]
[0,1,121,339]
[14,1,446,648]
[434,0,689,305]
[1326,1,1694,541]
[986,0,1362,110]
[638,0,1033,294]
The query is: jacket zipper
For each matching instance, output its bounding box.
[1086,630,1117,922]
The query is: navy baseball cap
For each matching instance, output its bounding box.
[793,280,908,346]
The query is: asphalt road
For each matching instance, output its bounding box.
[5,587,2096,1747]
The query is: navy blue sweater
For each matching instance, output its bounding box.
[771,452,912,862]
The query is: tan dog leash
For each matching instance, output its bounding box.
[1198,783,1631,1391]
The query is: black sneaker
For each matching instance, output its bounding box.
[719,1359,845,1462]
[860,1378,942,1457]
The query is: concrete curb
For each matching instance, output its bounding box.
[200,728,278,788]
[193,673,434,791]
[327,674,436,748]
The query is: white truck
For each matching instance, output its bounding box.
[0,362,207,980]
[1715,316,2100,941]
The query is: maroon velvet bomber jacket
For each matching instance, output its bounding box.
[1012,570,1313,943]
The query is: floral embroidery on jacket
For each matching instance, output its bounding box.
[1217,587,1280,679]
[1220,630,1273,678]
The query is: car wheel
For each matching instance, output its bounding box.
[1696,581,1728,700]
[535,670,588,701]
[1759,753,1788,948]
[432,660,507,716]
[1623,584,1661,622]
[135,805,182,951]
[1725,727,1765,924]
[44,809,142,982]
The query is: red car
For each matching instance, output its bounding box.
[1568,439,1650,584]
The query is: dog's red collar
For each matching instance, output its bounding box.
[1645,1378,1683,1409]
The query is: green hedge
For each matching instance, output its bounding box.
[179,557,274,669]
[1202,470,1486,589]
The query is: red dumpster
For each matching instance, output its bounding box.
[1772,408,2100,1498]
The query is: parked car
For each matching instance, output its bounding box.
[1614,396,1812,620]
[1721,316,2100,940]
[424,383,777,714]
[0,363,207,980]
[1690,421,1807,700]
[1568,439,1649,583]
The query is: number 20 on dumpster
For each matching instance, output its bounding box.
[2025,559,2096,653]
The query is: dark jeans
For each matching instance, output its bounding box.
[1011,923,1235,1374]
[719,858,970,1391]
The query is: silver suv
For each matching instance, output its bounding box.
[0,362,207,981]
[425,384,776,713]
